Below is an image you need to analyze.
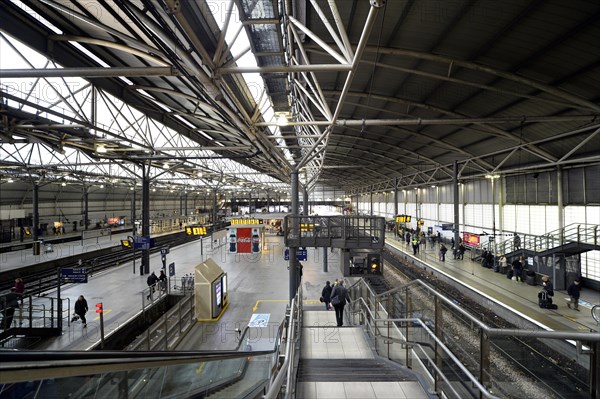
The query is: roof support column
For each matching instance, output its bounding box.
[453,160,460,249]
[557,166,564,247]
[394,178,399,218]
[130,188,136,236]
[141,165,150,275]
[82,187,89,231]
[370,185,374,216]
[32,183,39,244]
[303,186,309,216]
[289,169,299,301]
[212,189,218,228]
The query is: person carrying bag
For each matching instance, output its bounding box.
[330,281,350,327]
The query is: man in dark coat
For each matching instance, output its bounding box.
[74,295,89,328]
[567,279,582,311]
[512,256,524,282]
[1,288,20,330]
[147,272,159,299]
[321,281,333,310]
[330,281,351,327]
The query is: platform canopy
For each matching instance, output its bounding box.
[1,1,599,196]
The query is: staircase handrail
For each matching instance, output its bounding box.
[350,293,498,399]
[495,223,599,255]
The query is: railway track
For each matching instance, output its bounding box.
[0,231,200,298]
[359,249,591,399]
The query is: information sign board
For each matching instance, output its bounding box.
[61,268,88,283]
[395,215,411,223]
[284,248,308,261]
[134,236,152,250]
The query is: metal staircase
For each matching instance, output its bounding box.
[496,223,599,258]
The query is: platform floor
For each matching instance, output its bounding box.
[2,232,598,352]
[386,237,600,332]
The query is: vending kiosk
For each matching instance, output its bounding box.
[227,218,265,254]
[194,258,228,321]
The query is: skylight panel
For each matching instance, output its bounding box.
[10,0,62,34]
[69,41,110,68]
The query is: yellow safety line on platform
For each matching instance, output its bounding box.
[196,301,230,322]
[252,299,321,311]
[304,299,320,305]
[92,309,111,321]
[252,299,288,311]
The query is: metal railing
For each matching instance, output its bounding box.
[496,223,599,255]
[1,295,71,333]
[264,283,302,399]
[127,294,195,351]
[1,285,301,399]
[283,215,386,248]
[0,329,280,399]
[348,278,600,399]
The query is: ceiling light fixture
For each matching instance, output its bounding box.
[276,113,289,126]
[96,144,107,153]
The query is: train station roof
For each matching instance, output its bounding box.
[1,0,599,196]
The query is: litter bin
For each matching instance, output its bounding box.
[526,270,536,286]
[33,240,41,255]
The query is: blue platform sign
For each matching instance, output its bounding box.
[168,262,175,277]
[297,248,307,261]
[134,236,153,250]
[61,268,88,283]
[284,248,307,261]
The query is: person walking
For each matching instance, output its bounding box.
[499,255,508,274]
[439,244,448,261]
[321,281,333,310]
[1,288,20,330]
[514,234,521,250]
[567,278,582,311]
[330,280,351,327]
[158,270,167,291]
[412,237,419,255]
[512,256,524,282]
[147,271,159,300]
[14,278,25,296]
[74,295,89,328]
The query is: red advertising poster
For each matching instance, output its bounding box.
[237,228,252,254]
[463,232,480,248]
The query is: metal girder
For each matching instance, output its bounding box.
[1,67,179,78]
[359,46,600,113]
[350,123,600,192]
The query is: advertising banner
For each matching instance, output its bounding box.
[237,228,252,254]
[463,232,481,248]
